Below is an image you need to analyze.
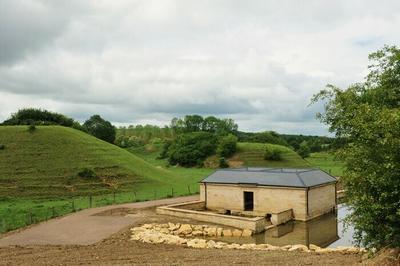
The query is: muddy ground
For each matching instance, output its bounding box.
[0,207,366,266]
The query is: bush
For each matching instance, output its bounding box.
[83,115,116,143]
[264,147,282,161]
[0,144,5,150]
[217,134,237,157]
[28,124,36,133]
[167,132,217,167]
[219,157,229,168]
[297,142,311,158]
[77,168,97,178]
[3,108,75,126]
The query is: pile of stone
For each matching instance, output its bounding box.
[130,223,367,255]
[140,222,253,237]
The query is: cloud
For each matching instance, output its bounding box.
[1,0,400,135]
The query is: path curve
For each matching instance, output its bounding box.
[0,195,198,247]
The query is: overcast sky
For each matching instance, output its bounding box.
[1,0,399,135]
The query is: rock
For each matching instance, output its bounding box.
[193,225,203,231]
[187,238,207,249]
[280,245,292,251]
[232,229,242,237]
[239,244,257,250]
[222,229,232,237]
[207,240,217,249]
[242,229,253,237]
[215,241,228,249]
[265,245,281,251]
[163,234,187,245]
[216,228,223,237]
[192,230,204,236]
[316,248,334,254]
[159,228,170,234]
[142,224,153,229]
[160,223,169,228]
[309,244,321,251]
[205,227,217,237]
[288,244,309,252]
[225,243,241,249]
[168,222,178,231]
[177,224,192,235]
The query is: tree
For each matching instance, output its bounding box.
[297,142,311,158]
[83,115,116,143]
[217,134,238,157]
[264,146,282,161]
[3,108,75,126]
[167,132,217,167]
[312,45,400,249]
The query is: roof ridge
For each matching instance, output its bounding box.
[296,172,307,187]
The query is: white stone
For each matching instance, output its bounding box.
[177,224,192,235]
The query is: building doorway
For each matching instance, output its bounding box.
[244,191,254,211]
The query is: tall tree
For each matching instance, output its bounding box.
[312,45,400,249]
[83,115,116,143]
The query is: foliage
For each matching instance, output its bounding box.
[77,168,97,179]
[2,108,75,127]
[0,144,5,150]
[280,134,335,152]
[116,124,174,147]
[28,124,36,133]
[83,115,116,143]
[237,131,289,146]
[217,134,238,157]
[312,45,400,249]
[264,146,282,161]
[219,157,229,168]
[167,132,217,167]
[171,115,238,135]
[297,142,311,158]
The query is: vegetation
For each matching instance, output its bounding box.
[297,142,311,158]
[235,142,309,168]
[236,131,288,146]
[264,146,282,161]
[217,134,238,157]
[171,115,238,135]
[2,108,75,127]
[305,152,344,177]
[313,45,400,249]
[83,115,116,143]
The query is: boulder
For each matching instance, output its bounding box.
[222,229,232,237]
[205,227,217,237]
[215,242,228,249]
[159,228,170,234]
[309,244,321,251]
[168,222,178,231]
[193,225,203,231]
[187,238,207,249]
[288,244,309,252]
[192,230,204,236]
[242,229,253,237]
[232,229,242,237]
[142,224,153,229]
[207,240,217,249]
[177,224,192,235]
[280,245,292,251]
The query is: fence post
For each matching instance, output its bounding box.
[29,211,33,224]
[71,200,75,212]
[154,190,157,199]
[133,191,137,202]
[1,218,6,232]
[113,192,116,204]
[52,207,55,218]
[187,185,191,194]
[171,188,174,197]
[89,195,92,208]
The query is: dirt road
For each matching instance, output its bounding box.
[0,195,198,247]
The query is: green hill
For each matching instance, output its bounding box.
[230,142,310,168]
[0,126,202,199]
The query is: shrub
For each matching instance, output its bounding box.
[28,124,36,133]
[83,115,116,143]
[3,108,74,126]
[0,144,5,150]
[219,157,229,168]
[297,142,311,158]
[77,168,97,178]
[217,134,237,157]
[264,147,282,161]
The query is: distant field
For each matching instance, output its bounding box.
[233,142,310,168]
[305,152,344,177]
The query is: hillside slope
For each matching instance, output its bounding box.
[229,142,310,168]
[0,126,195,198]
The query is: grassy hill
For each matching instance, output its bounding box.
[229,142,310,168]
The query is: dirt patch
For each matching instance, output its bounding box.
[0,210,363,266]
[93,208,135,216]
[228,154,244,168]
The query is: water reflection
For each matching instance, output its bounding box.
[213,204,354,247]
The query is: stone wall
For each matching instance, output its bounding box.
[307,184,336,220]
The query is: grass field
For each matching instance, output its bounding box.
[234,142,310,168]
[0,126,211,233]
[305,152,344,177]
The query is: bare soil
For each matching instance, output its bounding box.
[0,208,364,266]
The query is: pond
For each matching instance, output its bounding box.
[208,204,355,248]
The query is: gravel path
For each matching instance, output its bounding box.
[0,195,198,247]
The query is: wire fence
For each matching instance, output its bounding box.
[0,184,199,234]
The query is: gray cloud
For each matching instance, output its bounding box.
[1,0,400,135]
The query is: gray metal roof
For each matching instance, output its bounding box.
[201,168,337,188]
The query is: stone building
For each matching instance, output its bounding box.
[200,168,337,221]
